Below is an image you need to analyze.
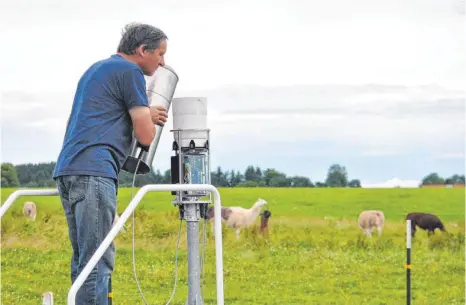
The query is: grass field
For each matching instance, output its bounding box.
[1,187,465,305]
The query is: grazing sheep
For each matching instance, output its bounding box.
[406,212,446,237]
[207,198,268,239]
[260,210,272,233]
[23,201,37,221]
[358,210,385,237]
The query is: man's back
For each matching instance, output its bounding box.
[53,54,149,181]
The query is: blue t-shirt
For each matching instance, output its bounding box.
[53,54,149,181]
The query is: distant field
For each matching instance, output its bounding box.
[1,187,464,304]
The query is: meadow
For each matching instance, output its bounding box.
[1,187,464,305]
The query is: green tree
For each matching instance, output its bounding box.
[325,164,348,187]
[254,167,263,181]
[348,179,361,188]
[444,174,465,185]
[244,165,256,181]
[1,163,20,187]
[15,162,56,186]
[421,173,444,185]
[243,165,262,183]
[228,170,243,187]
[211,167,229,187]
[290,176,314,187]
[263,168,289,187]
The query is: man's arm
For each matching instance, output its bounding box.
[122,69,155,146]
[128,106,155,146]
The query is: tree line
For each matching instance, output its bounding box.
[0,162,464,188]
[421,172,465,186]
[1,162,358,188]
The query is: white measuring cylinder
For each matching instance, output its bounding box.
[172,97,208,148]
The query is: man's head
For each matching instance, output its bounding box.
[117,22,168,76]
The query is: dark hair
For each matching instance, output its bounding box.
[117,22,168,55]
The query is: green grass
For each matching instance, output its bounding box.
[1,187,465,304]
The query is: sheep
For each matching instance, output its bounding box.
[260,210,272,233]
[405,212,446,237]
[207,197,268,239]
[358,210,385,237]
[23,201,37,221]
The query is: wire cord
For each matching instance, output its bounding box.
[130,158,150,305]
[129,158,184,305]
[164,219,182,305]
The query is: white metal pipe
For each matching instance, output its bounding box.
[67,183,224,305]
[0,189,59,219]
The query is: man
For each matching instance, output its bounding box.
[53,23,169,304]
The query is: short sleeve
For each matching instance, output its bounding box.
[121,68,149,110]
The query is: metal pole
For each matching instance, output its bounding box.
[66,183,224,305]
[406,219,412,305]
[185,204,202,305]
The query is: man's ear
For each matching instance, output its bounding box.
[136,45,146,57]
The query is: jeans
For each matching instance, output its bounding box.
[56,175,117,305]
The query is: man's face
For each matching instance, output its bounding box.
[140,39,167,76]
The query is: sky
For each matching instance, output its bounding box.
[0,0,465,186]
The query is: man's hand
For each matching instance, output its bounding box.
[150,106,168,126]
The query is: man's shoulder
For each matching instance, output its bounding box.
[95,54,142,76]
[78,54,145,92]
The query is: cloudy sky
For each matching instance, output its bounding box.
[1,0,464,185]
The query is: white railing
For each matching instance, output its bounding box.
[0,184,225,305]
[0,189,59,218]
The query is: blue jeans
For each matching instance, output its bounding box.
[56,175,117,305]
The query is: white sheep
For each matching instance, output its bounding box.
[358,210,385,237]
[23,201,37,221]
[207,198,268,239]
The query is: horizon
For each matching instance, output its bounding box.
[3,157,463,188]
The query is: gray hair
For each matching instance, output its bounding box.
[117,22,168,55]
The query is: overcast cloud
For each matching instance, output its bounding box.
[0,0,464,185]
